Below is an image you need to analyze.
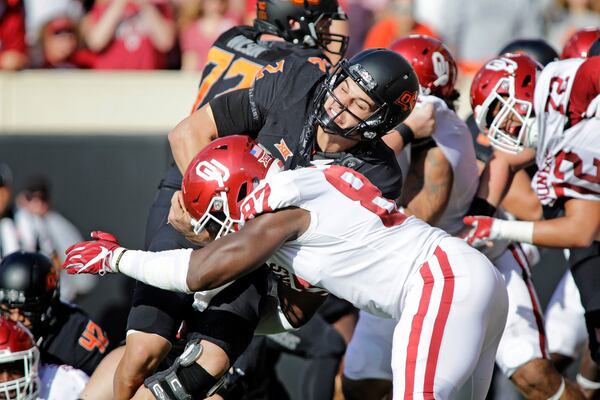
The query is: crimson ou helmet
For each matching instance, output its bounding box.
[561,27,600,59]
[389,35,458,99]
[314,48,420,140]
[0,317,39,400]
[254,0,348,57]
[182,136,283,239]
[470,53,540,154]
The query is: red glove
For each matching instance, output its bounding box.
[463,216,495,248]
[63,231,125,275]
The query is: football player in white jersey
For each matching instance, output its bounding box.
[62,135,508,399]
[465,52,600,390]
[342,36,582,400]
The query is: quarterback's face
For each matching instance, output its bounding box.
[325,77,376,129]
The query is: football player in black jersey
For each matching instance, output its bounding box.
[84,1,353,399]
[0,251,109,376]
[125,48,425,400]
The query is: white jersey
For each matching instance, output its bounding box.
[532,58,600,205]
[38,364,89,400]
[241,165,448,319]
[418,95,480,235]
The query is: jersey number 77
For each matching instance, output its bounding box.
[191,47,263,113]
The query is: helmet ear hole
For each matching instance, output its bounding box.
[237,182,248,203]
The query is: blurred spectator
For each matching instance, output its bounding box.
[23,0,84,46]
[178,0,237,71]
[438,0,543,74]
[14,175,96,302]
[0,0,27,70]
[36,15,96,68]
[547,0,600,49]
[362,0,437,49]
[0,164,19,258]
[81,0,176,70]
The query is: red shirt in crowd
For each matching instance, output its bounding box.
[88,1,174,70]
[0,0,26,56]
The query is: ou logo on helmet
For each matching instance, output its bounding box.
[485,57,518,74]
[432,51,449,87]
[195,159,230,186]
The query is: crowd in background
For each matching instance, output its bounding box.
[1,0,600,72]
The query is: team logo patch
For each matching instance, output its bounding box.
[274,139,293,161]
[394,90,418,112]
[250,145,274,168]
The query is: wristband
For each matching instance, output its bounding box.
[491,219,534,244]
[113,248,128,273]
[467,197,497,217]
[397,123,415,145]
[576,373,600,390]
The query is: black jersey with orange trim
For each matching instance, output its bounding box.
[39,302,110,376]
[160,26,325,190]
[190,25,324,113]
[210,54,404,200]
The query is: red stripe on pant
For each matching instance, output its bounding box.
[423,247,455,399]
[509,244,549,359]
[404,262,434,399]
[404,246,455,399]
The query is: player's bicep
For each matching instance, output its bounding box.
[210,89,261,138]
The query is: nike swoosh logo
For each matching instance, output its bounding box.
[81,246,110,273]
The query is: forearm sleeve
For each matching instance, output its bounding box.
[118,249,193,293]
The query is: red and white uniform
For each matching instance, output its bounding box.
[242,165,508,397]
[531,58,600,359]
[38,363,88,400]
[346,96,549,383]
[533,57,600,206]
[545,266,587,359]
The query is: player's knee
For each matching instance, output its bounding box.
[119,334,171,382]
[144,339,222,399]
[342,376,391,400]
[511,358,563,397]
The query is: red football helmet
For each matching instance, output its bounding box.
[389,34,457,99]
[182,135,283,238]
[561,27,600,59]
[0,317,39,400]
[470,53,540,153]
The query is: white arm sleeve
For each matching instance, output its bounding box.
[117,249,194,293]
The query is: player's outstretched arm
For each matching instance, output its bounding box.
[168,103,218,174]
[62,209,310,293]
[185,208,310,292]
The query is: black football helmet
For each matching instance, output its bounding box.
[499,38,559,67]
[0,252,59,336]
[314,48,420,140]
[254,0,348,56]
[589,38,600,57]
